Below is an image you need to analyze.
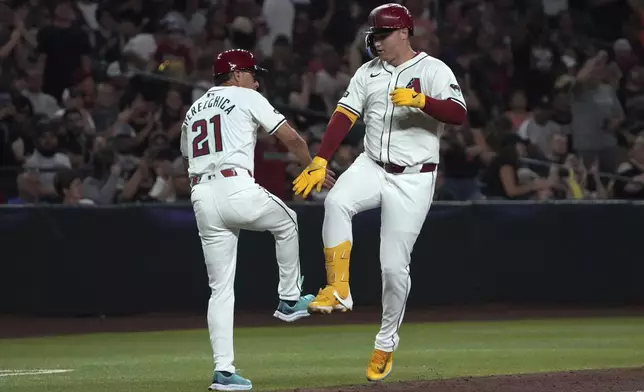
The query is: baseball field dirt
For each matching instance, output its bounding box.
[1,305,643,392]
[291,367,644,392]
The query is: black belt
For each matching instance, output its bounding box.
[374,161,437,174]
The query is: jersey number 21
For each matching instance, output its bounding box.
[192,114,223,157]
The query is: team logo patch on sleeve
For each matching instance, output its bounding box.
[406,78,421,94]
[450,84,462,95]
[343,90,349,98]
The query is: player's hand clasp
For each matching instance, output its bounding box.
[389,87,426,109]
[293,156,332,198]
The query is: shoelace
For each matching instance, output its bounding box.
[317,286,336,301]
[373,351,389,372]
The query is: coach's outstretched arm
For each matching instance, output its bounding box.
[274,122,313,168]
[275,122,336,192]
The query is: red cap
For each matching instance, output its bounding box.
[212,49,267,77]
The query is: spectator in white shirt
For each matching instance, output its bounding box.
[21,67,60,119]
[517,96,563,157]
[23,127,71,200]
[315,47,350,116]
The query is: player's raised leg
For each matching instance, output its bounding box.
[308,153,384,313]
[367,170,436,382]
[231,184,314,322]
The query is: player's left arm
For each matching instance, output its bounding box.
[390,63,467,125]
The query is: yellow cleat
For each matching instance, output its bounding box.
[366,349,394,382]
[307,285,353,314]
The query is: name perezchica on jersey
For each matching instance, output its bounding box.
[183,94,237,127]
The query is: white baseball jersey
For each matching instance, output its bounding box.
[338,52,466,166]
[180,86,286,177]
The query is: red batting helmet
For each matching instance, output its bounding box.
[212,49,267,78]
[367,3,414,35]
[365,3,414,58]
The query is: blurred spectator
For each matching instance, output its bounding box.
[23,126,71,200]
[148,148,177,202]
[191,55,215,102]
[260,0,295,55]
[2,0,644,203]
[6,171,39,204]
[557,154,608,199]
[504,90,531,132]
[469,39,512,113]
[1,94,36,167]
[529,131,570,180]
[91,6,123,65]
[117,148,158,203]
[58,108,96,169]
[54,168,85,204]
[517,95,564,157]
[314,46,350,116]
[121,19,159,71]
[229,16,257,52]
[82,146,120,205]
[21,66,60,118]
[261,35,301,106]
[481,134,551,199]
[291,8,317,62]
[613,38,637,74]
[611,131,644,199]
[330,143,356,178]
[169,156,190,201]
[152,21,193,80]
[37,1,91,102]
[156,87,186,149]
[255,130,289,200]
[570,51,624,173]
[439,123,491,201]
[91,82,119,134]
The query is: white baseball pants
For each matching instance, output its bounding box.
[190,171,302,374]
[322,153,436,352]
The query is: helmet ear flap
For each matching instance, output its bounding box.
[365,33,377,58]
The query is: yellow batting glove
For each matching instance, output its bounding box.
[389,87,426,109]
[292,156,328,198]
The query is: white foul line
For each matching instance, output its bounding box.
[0,369,74,377]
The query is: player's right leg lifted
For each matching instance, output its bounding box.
[307,240,354,313]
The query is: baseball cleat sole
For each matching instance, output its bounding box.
[208,383,252,391]
[308,305,350,314]
[273,309,310,322]
[367,366,392,382]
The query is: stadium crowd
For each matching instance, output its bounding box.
[1,0,644,205]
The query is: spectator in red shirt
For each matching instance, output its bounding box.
[151,22,193,79]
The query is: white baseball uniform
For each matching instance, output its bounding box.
[323,52,466,351]
[181,86,303,374]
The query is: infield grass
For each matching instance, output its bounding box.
[1,317,643,391]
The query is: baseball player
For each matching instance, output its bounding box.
[182,49,331,391]
[292,3,467,382]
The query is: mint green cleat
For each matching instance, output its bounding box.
[273,294,315,322]
[208,371,252,391]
